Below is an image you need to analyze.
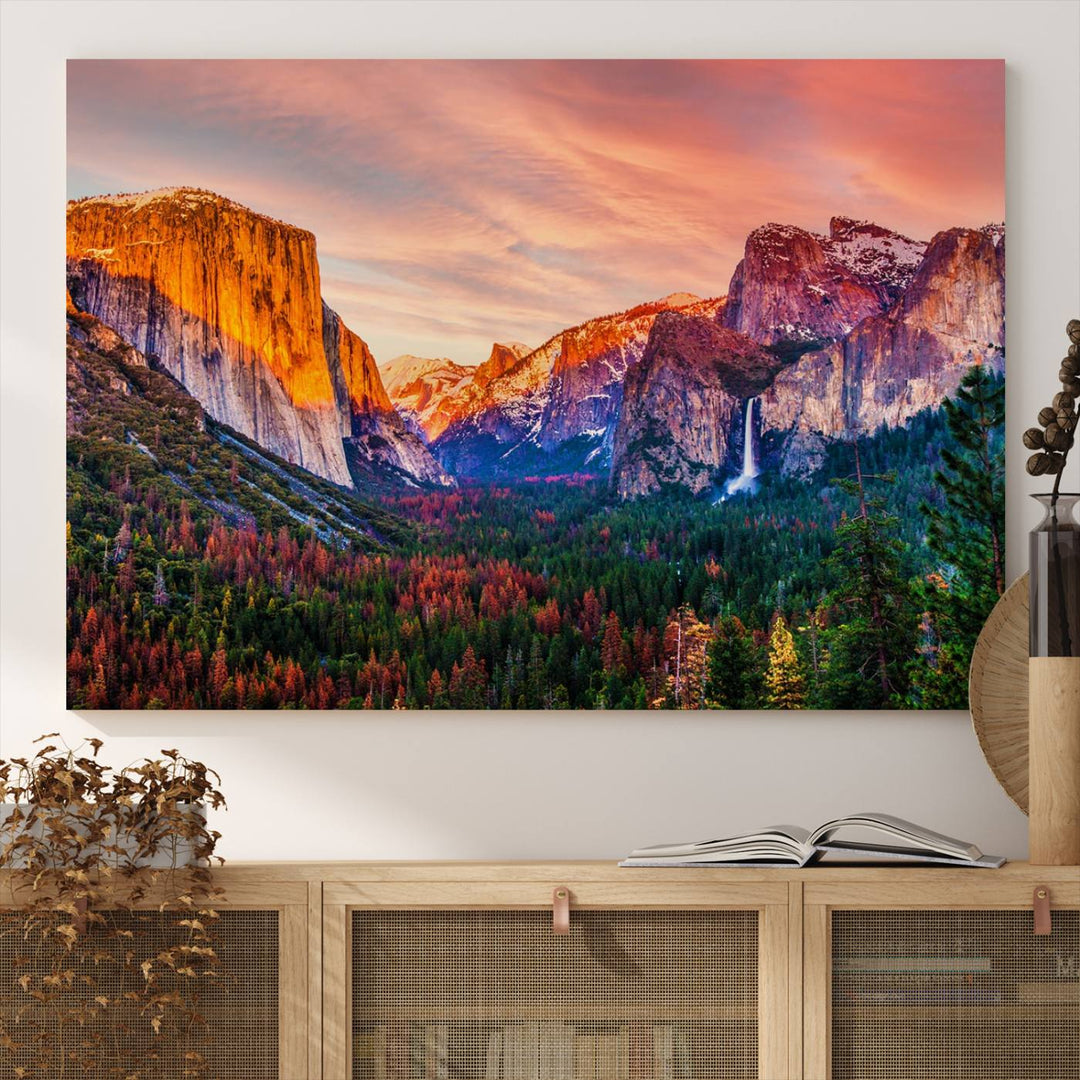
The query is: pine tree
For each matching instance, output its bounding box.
[706,616,764,708]
[663,605,712,708]
[209,644,229,706]
[117,553,136,596]
[113,518,132,563]
[427,669,446,708]
[526,637,546,706]
[765,613,805,709]
[824,443,916,708]
[601,612,624,673]
[580,587,603,643]
[449,646,487,708]
[912,366,1006,706]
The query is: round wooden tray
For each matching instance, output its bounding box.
[969,573,1029,814]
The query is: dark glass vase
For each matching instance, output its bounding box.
[1029,493,1080,657]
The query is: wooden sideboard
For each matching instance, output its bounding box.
[3,861,1078,1079]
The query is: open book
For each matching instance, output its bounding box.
[619,812,1006,868]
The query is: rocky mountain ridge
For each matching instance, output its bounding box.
[756,226,1005,475]
[378,342,532,443]
[66,188,452,490]
[67,189,1004,502]
[721,217,927,353]
[611,223,1004,492]
[429,294,725,477]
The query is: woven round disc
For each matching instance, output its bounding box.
[969,573,1029,814]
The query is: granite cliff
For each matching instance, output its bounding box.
[758,226,1005,474]
[722,217,927,353]
[66,188,450,489]
[610,313,785,498]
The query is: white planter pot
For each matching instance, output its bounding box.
[0,803,202,870]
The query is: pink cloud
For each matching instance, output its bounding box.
[68,60,1003,365]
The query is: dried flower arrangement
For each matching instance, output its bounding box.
[0,736,226,1079]
[1022,320,1080,662]
[1024,319,1079,484]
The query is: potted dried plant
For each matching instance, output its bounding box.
[0,736,226,1078]
[1023,319,1080,865]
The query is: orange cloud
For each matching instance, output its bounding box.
[68,59,1003,365]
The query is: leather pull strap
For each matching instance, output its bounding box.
[552,887,570,936]
[1033,886,1052,936]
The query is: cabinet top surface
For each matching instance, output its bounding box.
[206,859,1080,884]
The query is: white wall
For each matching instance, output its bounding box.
[2,0,1078,862]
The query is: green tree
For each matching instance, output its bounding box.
[911,366,1006,706]
[705,616,764,708]
[824,443,917,708]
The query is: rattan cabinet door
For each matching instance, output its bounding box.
[324,877,790,1080]
[0,873,313,1080]
[804,876,1080,1080]
[0,907,286,1080]
[350,909,758,1080]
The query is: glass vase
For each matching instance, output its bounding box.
[1029,493,1080,657]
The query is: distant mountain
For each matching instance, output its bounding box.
[722,216,927,354]
[378,341,531,443]
[612,221,1004,495]
[66,188,452,490]
[758,226,1005,474]
[476,340,532,384]
[431,295,724,477]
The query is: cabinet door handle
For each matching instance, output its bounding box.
[553,887,570,935]
[1033,885,1052,935]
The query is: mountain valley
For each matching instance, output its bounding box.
[64,187,1006,711]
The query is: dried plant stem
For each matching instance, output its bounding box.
[0,737,226,1080]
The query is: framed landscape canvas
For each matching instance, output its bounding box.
[65,59,1005,711]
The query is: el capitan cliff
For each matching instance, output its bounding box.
[66,188,451,490]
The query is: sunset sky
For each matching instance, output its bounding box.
[68,59,1004,367]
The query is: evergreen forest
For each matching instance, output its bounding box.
[66,327,1005,711]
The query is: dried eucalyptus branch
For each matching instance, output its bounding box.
[1024,318,1080,484]
[1023,318,1080,657]
[0,736,227,1079]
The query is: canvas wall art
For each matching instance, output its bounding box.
[65,59,1005,710]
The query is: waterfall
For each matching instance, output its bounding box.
[741,396,758,480]
[720,397,759,500]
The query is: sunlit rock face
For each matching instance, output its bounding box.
[378,343,532,445]
[475,341,531,386]
[611,312,784,498]
[66,188,450,489]
[538,296,726,454]
[430,295,725,478]
[758,226,1005,475]
[722,218,928,354]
